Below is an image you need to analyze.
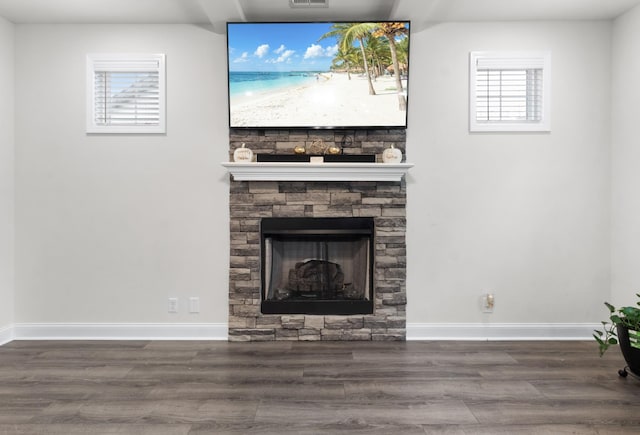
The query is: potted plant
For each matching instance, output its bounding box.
[593,293,640,377]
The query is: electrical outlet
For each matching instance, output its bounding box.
[482,293,495,313]
[189,297,200,313]
[168,297,178,313]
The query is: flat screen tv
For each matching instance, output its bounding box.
[227,21,410,129]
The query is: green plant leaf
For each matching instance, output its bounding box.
[595,294,640,356]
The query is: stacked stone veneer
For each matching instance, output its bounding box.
[228,129,407,341]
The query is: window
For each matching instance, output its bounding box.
[470,51,550,132]
[86,54,165,133]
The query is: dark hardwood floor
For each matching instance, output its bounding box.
[0,339,639,434]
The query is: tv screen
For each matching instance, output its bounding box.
[227,21,409,129]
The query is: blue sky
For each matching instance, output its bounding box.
[227,23,340,72]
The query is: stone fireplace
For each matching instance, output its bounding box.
[227,129,407,341]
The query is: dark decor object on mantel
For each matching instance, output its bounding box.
[323,154,376,163]
[256,154,376,163]
[256,154,309,162]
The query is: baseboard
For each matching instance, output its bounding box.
[407,322,600,340]
[12,323,228,341]
[3,322,599,343]
[0,324,14,346]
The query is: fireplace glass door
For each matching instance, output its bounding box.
[261,218,374,315]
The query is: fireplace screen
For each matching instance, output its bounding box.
[261,217,374,315]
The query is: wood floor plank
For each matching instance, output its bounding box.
[31,399,260,425]
[344,379,543,401]
[147,380,346,401]
[303,363,485,381]
[466,399,640,425]
[0,399,54,424]
[593,425,640,434]
[531,379,640,401]
[0,423,192,434]
[352,350,519,365]
[187,421,429,435]
[254,399,478,425]
[0,365,133,380]
[422,424,601,434]
[1,340,150,350]
[124,364,305,383]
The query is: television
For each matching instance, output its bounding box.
[226,21,410,130]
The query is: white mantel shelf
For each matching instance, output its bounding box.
[222,162,414,182]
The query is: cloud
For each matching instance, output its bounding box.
[276,50,295,62]
[232,52,249,63]
[254,44,269,58]
[274,44,286,54]
[325,44,338,58]
[265,50,295,64]
[304,44,325,59]
[304,44,337,59]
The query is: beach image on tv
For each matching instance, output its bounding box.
[227,22,409,128]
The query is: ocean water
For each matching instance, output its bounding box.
[228,71,320,97]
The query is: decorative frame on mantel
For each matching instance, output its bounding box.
[221,162,414,182]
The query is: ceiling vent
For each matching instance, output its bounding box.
[290,0,329,8]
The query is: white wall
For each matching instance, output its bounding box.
[11,20,615,332]
[0,16,15,334]
[14,25,229,324]
[406,21,612,324]
[611,4,640,307]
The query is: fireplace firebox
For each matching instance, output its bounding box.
[260,217,375,315]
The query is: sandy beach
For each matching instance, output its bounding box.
[230,72,407,128]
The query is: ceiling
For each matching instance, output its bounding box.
[0,0,639,33]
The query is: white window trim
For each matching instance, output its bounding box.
[469,51,551,132]
[86,53,166,134]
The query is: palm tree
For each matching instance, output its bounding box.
[321,22,377,95]
[373,22,409,110]
[331,46,358,80]
[363,33,391,80]
[395,36,409,75]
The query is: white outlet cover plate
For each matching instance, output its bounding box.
[189,297,200,313]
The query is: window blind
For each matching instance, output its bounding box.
[475,68,543,122]
[94,70,160,126]
[470,51,551,132]
[87,54,165,133]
